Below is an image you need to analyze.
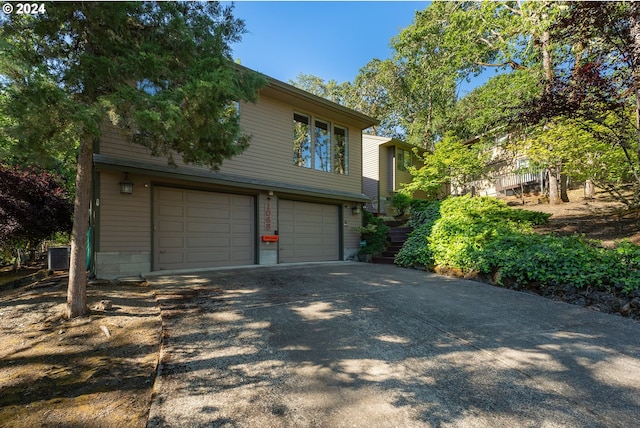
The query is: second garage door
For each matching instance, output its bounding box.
[278,200,340,263]
[154,187,255,271]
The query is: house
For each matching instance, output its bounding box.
[90,67,378,279]
[362,134,427,215]
[458,134,544,197]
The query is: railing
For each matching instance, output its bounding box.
[495,171,542,192]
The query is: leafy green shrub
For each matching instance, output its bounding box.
[358,210,389,255]
[408,199,442,228]
[390,192,412,216]
[394,194,640,294]
[427,197,536,273]
[395,200,441,267]
[488,235,640,293]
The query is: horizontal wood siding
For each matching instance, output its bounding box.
[98,170,151,252]
[362,135,380,181]
[343,205,361,249]
[362,136,380,211]
[394,169,413,193]
[99,94,364,197]
[382,146,394,200]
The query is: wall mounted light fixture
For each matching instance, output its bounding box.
[351,204,362,215]
[119,172,134,195]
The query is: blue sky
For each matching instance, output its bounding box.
[229,1,429,84]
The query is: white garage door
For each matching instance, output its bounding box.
[278,200,339,263]
[154,187,254,271]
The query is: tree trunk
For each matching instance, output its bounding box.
[548,166,561,204]
[631,2,640,173]
[66,136,93,318]
[584,179,595,199]
[560,172,570,202]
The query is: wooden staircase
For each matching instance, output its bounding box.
[372,226,412,265]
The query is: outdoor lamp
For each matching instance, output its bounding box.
[119,173,134,195]
[351,204,362,215]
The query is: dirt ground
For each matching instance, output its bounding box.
[0,274,161,428]
[0,188,638,427]
[502,188,640,245]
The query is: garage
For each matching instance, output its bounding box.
[278,200,340,263]
[153,187,255,271]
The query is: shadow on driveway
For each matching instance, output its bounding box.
[146,262,640,427]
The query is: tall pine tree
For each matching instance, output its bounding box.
[1,2,266,317]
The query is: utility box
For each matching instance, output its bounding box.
[48,246,70,271]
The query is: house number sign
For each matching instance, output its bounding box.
[265,200,272,231]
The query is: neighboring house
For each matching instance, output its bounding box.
[458,134,544,197]
[90,68,378,279]
[362,134,427,215]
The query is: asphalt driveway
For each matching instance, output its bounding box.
[146,262,640,427]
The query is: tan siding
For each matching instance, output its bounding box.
[380,146,393,201]
[99,123,161,162]
[362,135,381,211]
[362,135,380,181]
[98,95,364,196]
[395,169,413,192]
[98,171,151,252]
[343,205,361,248]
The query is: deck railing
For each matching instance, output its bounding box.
[495,171,542,192]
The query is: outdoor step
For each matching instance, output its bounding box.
[372,256,396,265]
[389,228,412,242]
[387,242,404,252]
[372,226,412,264]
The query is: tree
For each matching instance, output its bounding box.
[350,59,402,138]
[0,165,73,266]
[289,73,352,106]
[391,2,461,148]
[1,2,267,317]
[519,1,640,207]
[393,1,575,199]
[403,133,486,199]
[288,66,400,137]
[447,70,541,141]
[524,116,636,205]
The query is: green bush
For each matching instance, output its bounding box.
[395,200,441,267]
[358,210,389,255]
[395,195,640,294]
[390,192,412,216]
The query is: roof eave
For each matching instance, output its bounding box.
[235,63,379,130]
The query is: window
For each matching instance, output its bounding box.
[397,148,412,171]
[333,126,348,175]
[293,113,311,168]
[314,120,331,172]
[516,158,530,169]
[293,113,348,175]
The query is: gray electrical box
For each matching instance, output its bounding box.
[48,246,70,271]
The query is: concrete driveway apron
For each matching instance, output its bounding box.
[146,262,640,428]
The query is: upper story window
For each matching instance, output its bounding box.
[314,120,331,172]
[333,126,348,175]
[397,147,412,172]
[293,113,311,168]
[293,112,348,175]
